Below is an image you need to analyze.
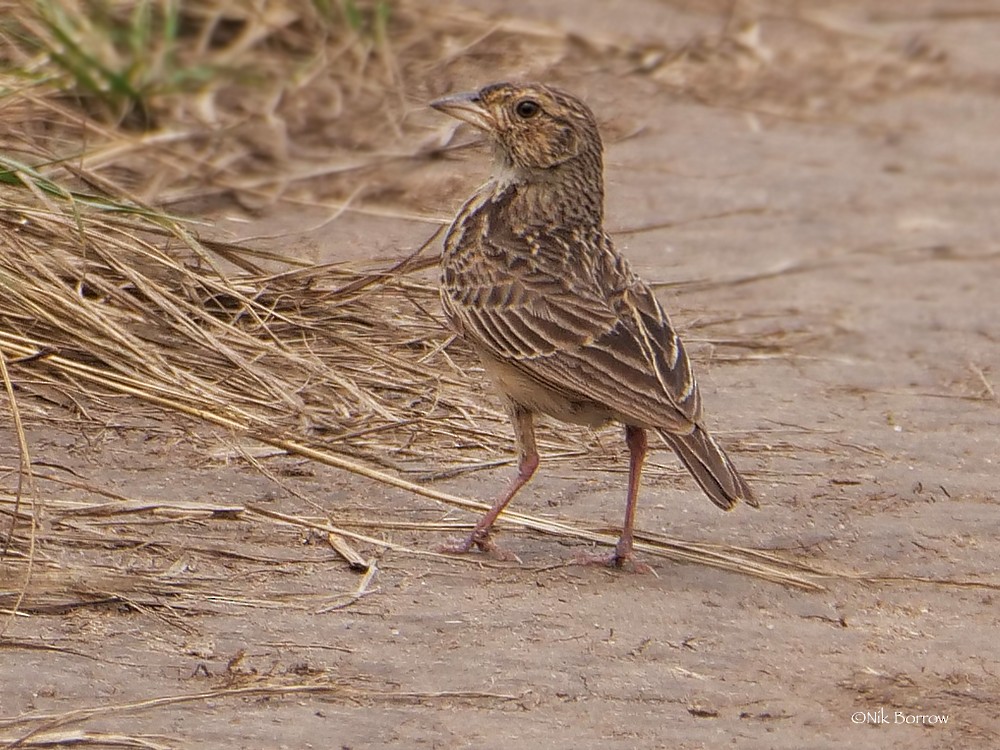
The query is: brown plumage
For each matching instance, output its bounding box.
[431,82,756,568]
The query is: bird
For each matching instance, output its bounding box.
[430,82,757,569]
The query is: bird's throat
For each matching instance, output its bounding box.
[490,175,604,229]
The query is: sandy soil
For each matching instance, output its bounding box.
[3,2,999,748]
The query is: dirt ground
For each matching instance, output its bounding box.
[3,1,1000,748]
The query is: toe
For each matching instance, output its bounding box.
[573,549,654,574]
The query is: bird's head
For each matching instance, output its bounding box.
[431,82,603,180]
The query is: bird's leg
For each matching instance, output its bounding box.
[577,425,653,573]
[614,425,647,565]
[441,404,538,559]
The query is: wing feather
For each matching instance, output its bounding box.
[442,227,702,431]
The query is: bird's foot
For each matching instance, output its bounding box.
[573,549,654,574]
[438,532,521,563]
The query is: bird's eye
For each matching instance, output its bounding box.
[514,99,541,119]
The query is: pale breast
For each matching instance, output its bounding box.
[476,347,613,428]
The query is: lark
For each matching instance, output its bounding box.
[431,82,756,569]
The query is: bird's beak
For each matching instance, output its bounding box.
[430,91,494,132]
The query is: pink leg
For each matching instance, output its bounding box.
[441,405,538,558]
[577,425,652,572]
[614,425,647,565]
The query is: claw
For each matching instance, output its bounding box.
[438,534,522,563]
[573,549,654,574]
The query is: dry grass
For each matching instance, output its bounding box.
[0,0,598,210]
[0,680,520,747]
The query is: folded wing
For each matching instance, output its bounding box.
[442,228,702,433]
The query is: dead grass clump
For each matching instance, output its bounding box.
[0,0,586,210]
[0,161,516,468]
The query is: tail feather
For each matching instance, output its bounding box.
[658,425,757,510]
